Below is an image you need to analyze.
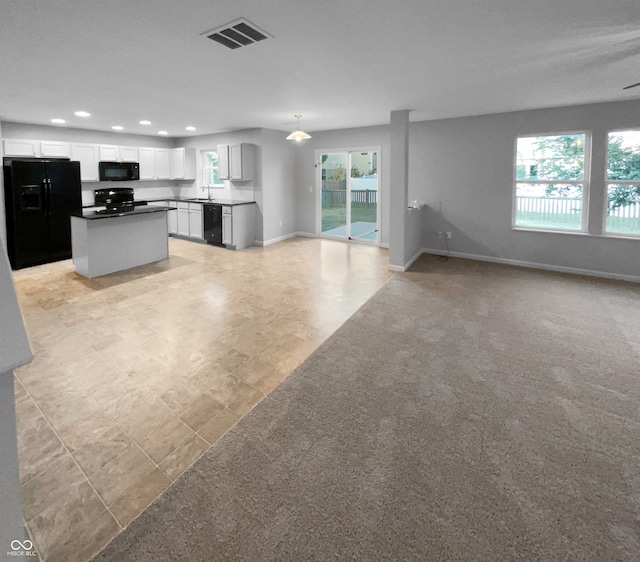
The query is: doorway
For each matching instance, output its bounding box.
[317,148,380,244]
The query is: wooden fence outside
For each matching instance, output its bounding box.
[322,189,377,208]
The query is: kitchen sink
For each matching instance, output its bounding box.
[186,198,216,202]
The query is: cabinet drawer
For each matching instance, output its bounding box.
[177,202,189,210]
[188,203,202,212]
[223,206,232,215]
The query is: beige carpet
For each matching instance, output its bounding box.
[92,254,640,561]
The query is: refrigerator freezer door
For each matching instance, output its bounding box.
[6,161,49,268]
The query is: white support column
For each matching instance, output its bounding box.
[0,243,33,554]
[389,110,410,269]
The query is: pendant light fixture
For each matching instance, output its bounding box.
[286,114,311,142]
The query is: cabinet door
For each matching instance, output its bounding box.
[230,145,243,180]
[40,141,70,158]
[222,209,232,245]
[177,203,190,236]
[155,149,170,179]
[71,144,99,182]
[170,148,185,180]
[217,145,230,180]
[168,203,178,234]
[99,145,119,161]
[189,204,203,239]
[139,148,156,180]
[120,146,139,162]
[3,139,39,157]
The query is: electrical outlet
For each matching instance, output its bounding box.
[446,232,452,239]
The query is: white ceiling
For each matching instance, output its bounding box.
[1,0,639,138]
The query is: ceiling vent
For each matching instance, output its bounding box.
[203,18,272,50]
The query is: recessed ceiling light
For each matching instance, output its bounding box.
[158,131,168,135]
[139,120,151,125]
[186,126,196,131]
[112,125,124,130]
[51,118,66,124]
[75,111,91,117]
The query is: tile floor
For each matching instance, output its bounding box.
[12,237,392,561]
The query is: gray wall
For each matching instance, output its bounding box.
[410,99,640,279]
[294,125,390,246]
[0,372,24,556]
[260,129,299,243]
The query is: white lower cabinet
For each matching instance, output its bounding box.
[175,202,202,239]
[189,203,203,239]
[168,202,178,234]
[223,209,232,246]
[177,203,190,236]
[222,204,255,250]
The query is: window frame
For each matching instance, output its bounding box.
[512,130,591,234]
[201,149,225,188]
[603,129,640,239]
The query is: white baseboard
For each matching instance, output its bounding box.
[388,247,426,272]
[295,231,317,238]
[257,232,302,247]
[420,247,640,283]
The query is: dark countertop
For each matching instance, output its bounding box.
[73,206,175,221]
[144,197,256,206]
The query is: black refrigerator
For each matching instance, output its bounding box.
[3,158,82,269]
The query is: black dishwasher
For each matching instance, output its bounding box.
[203,204,224,247]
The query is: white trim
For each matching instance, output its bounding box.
[387,247,424,272]
[420,247,640,283]
[257,232,299,247]
[295,231,317,238]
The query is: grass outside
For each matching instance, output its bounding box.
[321,205,377,232]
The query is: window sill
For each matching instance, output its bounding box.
[512,227,640,240]
[512,227,588,236]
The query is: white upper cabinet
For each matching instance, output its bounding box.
[155,148,170,180]
[139,147,156,180]
[3,139,39,157]
[170,147,196,180]
[120,146,139,162]
[3,137,192,182]
[98,145,119,161]
[71,143,99,182]
[218,143,254,181]
[218,145,230,180]
[40,141,70,158]
[99,145,139,162]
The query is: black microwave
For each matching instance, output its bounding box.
[98,161,140,181]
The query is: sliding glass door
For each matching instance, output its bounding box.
[319,149,379,243]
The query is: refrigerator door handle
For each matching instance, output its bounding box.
[45,179,52,216]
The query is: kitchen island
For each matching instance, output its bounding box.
[71,206,175,278]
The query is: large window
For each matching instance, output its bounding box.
[514,133,587,231]
[606,130,640,236]
[202,150,225,187]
